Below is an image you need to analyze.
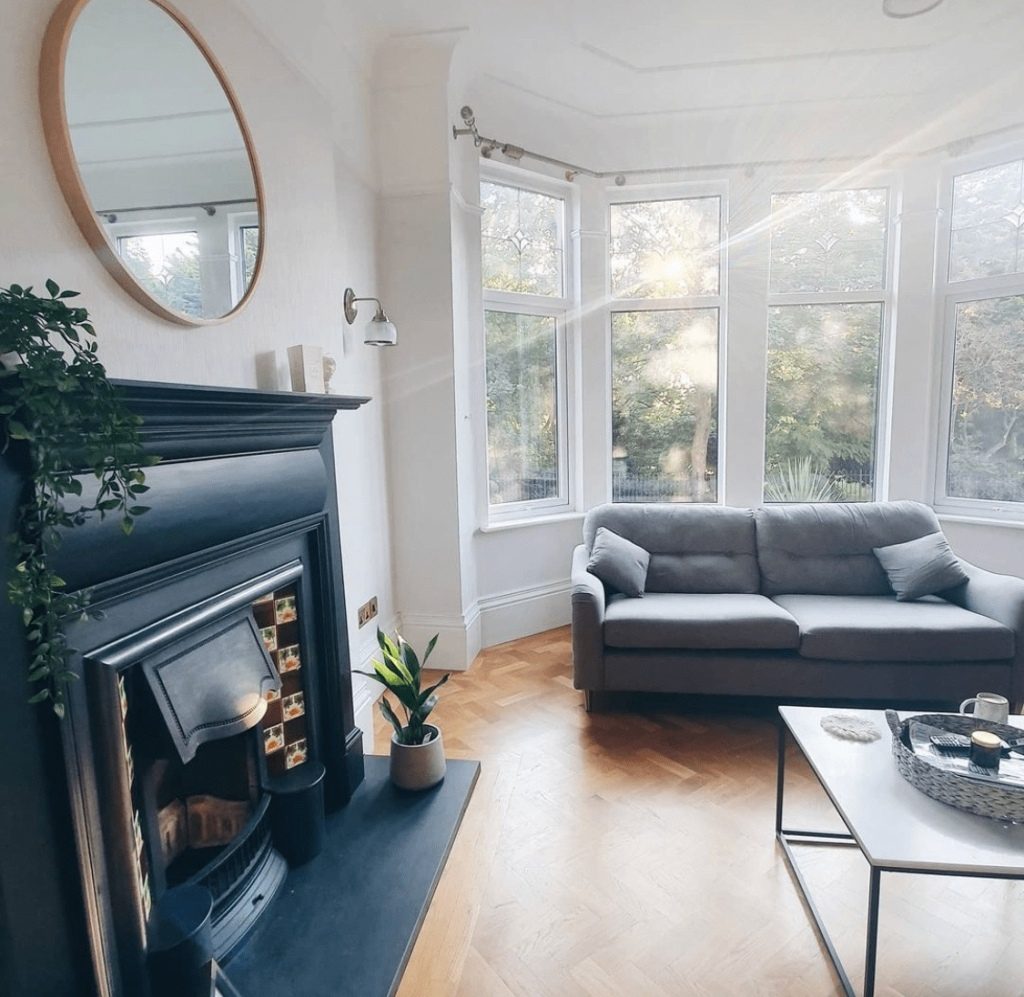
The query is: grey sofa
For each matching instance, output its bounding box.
[571,501,1024,710]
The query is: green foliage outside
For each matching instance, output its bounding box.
[764,303,881,502]
[948,294,1024,502]
[485,311,558,504]
[611,309,718,502]
[120,234,203,317]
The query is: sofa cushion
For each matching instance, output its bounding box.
[583,504,759,594]
[755,501,942,596]
[587,527,650,597]
[772,594,1014,662]
[873,532,969,602]
[604,593,800,650]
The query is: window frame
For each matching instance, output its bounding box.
[479,166,576,523]
[934,147,1024,520]
[605,180,729,505]
[763,178,898,504]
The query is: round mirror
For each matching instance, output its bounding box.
[40,0,264,325]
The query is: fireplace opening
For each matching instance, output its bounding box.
[107,575,322,969]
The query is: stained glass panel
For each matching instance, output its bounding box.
[481,182,563,296]
[769,189,888,294]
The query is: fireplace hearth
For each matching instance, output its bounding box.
[0,383,370,996]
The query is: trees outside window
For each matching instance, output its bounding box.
[764,188,889,502]
[480,178,569,514]
[609,195,723,503]
[118,231,202,317]
[938,157,1024,510]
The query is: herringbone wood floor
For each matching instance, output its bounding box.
[377,628,1024,997]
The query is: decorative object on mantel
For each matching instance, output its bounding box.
[820,713,882,742]
[0,280,155,715]
[287,344,326,393]
[343,287,398,346]
[886,710,1024,822]
[356,628,450,790]
[322,354,337,393]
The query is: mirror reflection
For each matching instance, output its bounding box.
[64,0,261,321]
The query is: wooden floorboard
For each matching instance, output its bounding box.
[379,627,1023,997]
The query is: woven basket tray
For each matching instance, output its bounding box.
[885,710,1024,823]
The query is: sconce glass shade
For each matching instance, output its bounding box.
[364,315,398,347]
[344,287,397,346]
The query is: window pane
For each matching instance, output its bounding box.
[764,303,882,502]
[241,226,259,289]
[118,231,202,317]
[611,309,718,502]
[949,160,1024,282]
[947,295,1024,503]
[609,197,720,298]
[485,311,559,505]
[769,189,888,293]
[481,182,563,296]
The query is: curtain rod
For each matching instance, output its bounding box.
[451,105,864,185]
[93,197,257,223]
[453,106,1024,184]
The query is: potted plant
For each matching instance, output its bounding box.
[357,628,450,790]
[0,280,154,716]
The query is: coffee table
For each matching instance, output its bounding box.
[777,706,1024,997]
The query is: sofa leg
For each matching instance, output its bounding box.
[583,690,595,713]
[583,690,608,713]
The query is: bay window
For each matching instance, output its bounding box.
[609,193,724,503]
[764,187,890,502]
[937,156,1024,513]
[480,177,570,516]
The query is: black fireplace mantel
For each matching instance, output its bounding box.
[0,380,370,997]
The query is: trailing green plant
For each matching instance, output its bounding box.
[0,280,156,717]
[356,629,449,745]
[764,457,838,503]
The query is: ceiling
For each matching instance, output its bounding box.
[357,0,1022,120]
[237,0,1024,170]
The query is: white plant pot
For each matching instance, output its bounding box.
[390,724,446,791]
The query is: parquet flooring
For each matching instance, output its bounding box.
[377,627,1024,997]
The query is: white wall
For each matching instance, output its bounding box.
[0,0,392,746]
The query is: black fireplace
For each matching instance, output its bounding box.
[0,382,369,996]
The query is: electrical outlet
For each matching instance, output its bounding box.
[357,596,378,628]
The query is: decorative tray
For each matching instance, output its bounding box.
[885,711,1024,822]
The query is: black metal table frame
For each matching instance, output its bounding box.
[775,722,1022,997]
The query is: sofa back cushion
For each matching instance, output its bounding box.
[582,504,758,593]
[755,501,942,596]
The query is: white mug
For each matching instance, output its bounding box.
[960,692,1010,725]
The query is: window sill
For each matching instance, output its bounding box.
[937,512,1024,531]
[478,510,586,534]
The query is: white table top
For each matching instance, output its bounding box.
[780,706,1024,875]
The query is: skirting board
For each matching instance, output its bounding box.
[398,609,481,672]
[478,579,570,649]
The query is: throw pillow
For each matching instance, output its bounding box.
[873,532,969,602]
[587,527,650,598]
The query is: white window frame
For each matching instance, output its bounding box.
[230,210,260,300]
[605,180,729,505]
[763,177,898,503]
[934,148,1024,520]
[480,166,576,523]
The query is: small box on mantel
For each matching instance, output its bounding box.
[287,345,325,393]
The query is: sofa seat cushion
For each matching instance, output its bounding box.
[604,593,801,650]
[772,594,1014,662]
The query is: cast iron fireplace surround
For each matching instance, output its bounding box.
[0,381,369,996]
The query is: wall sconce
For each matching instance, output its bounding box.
[343,288,397,347]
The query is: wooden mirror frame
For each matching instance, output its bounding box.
[39,0,266,327]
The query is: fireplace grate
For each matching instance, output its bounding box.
[190,794,272,911]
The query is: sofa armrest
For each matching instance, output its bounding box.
[947,560,1024,707]
[571,544,605,691]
